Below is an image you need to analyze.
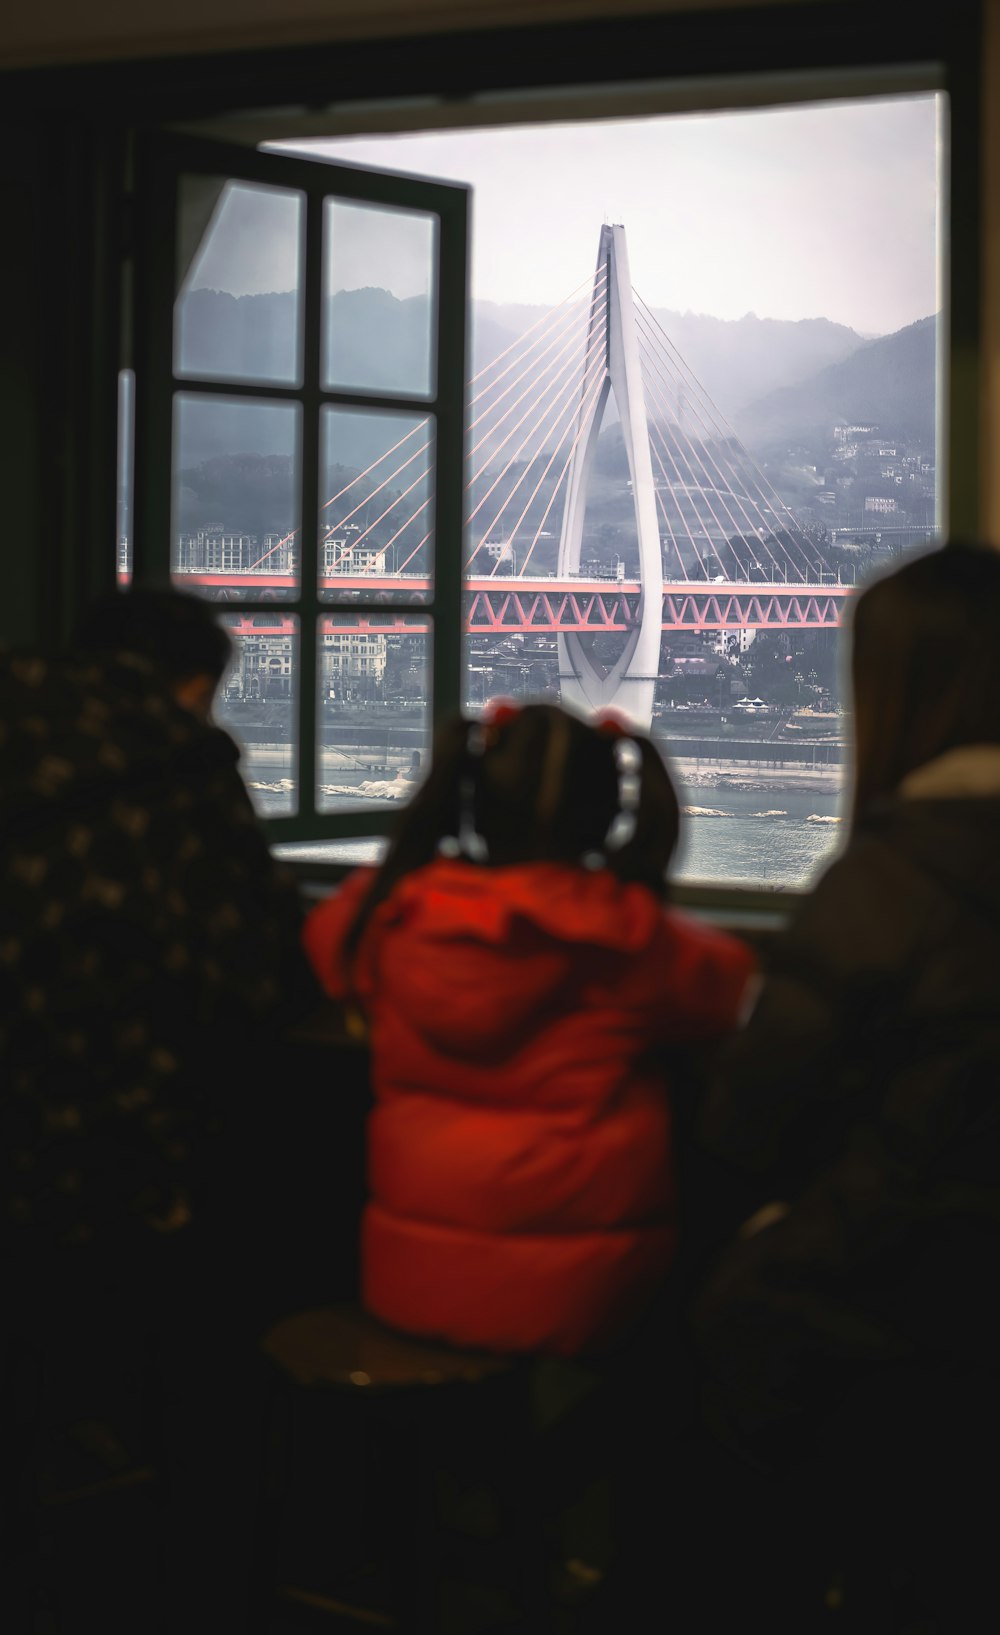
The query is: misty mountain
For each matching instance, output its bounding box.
[733,315,938,452]
[175,453,296,536]
[180,286,869,457]
[475,300,865,418]
[180,285,435,396]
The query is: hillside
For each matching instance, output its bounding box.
[733,315,938,453]
[179,285,434,397]
[179,285,869,436]
[475,301,864,418]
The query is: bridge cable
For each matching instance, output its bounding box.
[469,274,606,426]
[466,309,607,494]
[468,268,607,392]
[465,322,609,562]
[467,322,609,569]
[641,360,749,578]
[636,319,787,578]
[635,297,812,572]
[639,363,726,579]
[634,294,825,576]
[486,356,604,575]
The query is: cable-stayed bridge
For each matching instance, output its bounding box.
[174,224,850,724]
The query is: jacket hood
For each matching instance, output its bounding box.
[0,650,238,837]
[367,859,664,1056]
[865,765,1000,919]
[899,743,1000,802]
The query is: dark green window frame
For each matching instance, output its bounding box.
[130,130,469,845]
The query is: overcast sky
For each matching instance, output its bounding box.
[193,93,942,339]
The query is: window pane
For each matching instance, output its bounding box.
[215,612,299,818]
[323,199,437,398]
[670,743,844,889]
[319,406,435,600]
[172,394,301,598]
[175,178,304,386]
[318,615,431,812]
[301,92,943,890]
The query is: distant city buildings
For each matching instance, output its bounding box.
[321,628,388,699]
[177,529,298,573]
[239,623,294,699]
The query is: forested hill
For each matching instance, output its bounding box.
[179,285,868,431]
[179,285,434,395]
[476,301,865,417]
[733,315,938,453]
[176,286,936,482]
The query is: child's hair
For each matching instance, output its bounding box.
[850,541,1000,826]
[346,702,680,957]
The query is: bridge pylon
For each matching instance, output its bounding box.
[557,224,663,730]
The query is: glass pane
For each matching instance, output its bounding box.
[670,738,845,890]
[317,615,431,812]
[300,92,942,889]
[323,199,437,398]
[215,612,299,819]
[464,633,560,712]
[172,394,300,599]
[175,178,304,386]
[320,406,435,599]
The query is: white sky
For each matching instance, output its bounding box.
[216,92,942,338]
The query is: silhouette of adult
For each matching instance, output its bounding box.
[685,543,1000,1630]
[0,587,320,1631]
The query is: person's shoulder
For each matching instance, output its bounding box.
[772,825,921,980]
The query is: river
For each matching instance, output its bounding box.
[245,739,846,891]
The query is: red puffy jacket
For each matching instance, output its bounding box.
[303,860,754,1356]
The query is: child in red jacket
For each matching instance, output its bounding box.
[304,703,754,1358]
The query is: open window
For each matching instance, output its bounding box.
[129,132,469,852]
[275,89,945,898]
[123,49,949,899]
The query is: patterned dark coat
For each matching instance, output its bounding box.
[0,649,318,1260]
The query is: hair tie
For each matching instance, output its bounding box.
[455,720,489,862]
[482,698,519,727]
[594,709,630,739]
[481,698,520,748]
[604,736,643,852]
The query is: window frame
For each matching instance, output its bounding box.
[130,129,469,844]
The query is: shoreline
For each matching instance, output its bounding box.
[238,739,846,797]
[668,755,844,795]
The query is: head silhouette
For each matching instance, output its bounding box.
[72,587,234,719]
[347,702,681,955]
[850,541,1000,825]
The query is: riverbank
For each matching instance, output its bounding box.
[669,755,844,795]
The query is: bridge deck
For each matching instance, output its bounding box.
[163,573,853,632]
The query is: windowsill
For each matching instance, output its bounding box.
[292,865,796,942]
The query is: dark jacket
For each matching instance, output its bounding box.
[694,750,1000,1463]
[0,649,319,1261]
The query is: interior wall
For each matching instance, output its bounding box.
[983,0,1000,545]
[0,0,814,71]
